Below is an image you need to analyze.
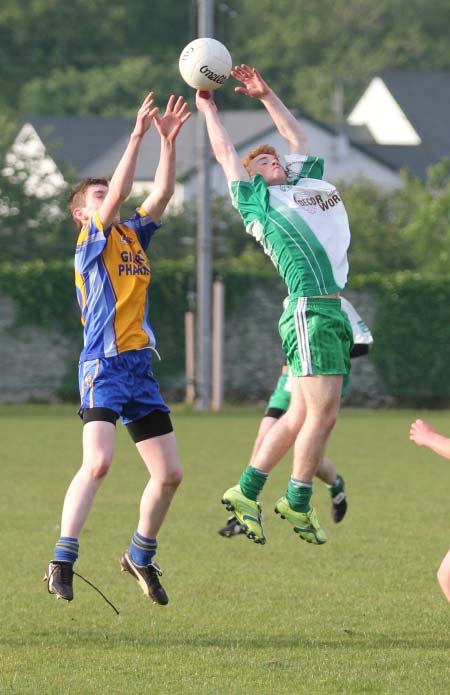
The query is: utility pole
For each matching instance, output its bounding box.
[195,0,214,409]
[331,80,348,161]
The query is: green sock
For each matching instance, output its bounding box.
[238,466,268,501]
[286,478,312,512]
[327,474,343,498]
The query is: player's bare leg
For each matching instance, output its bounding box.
[61,421,116,537]
[437,549,450,603]
[45,421,115,601]
[315,457,348,523]
[135,432,182,537]
[120,431,182,604]
[291,375,342,482]
[274,376,341,544]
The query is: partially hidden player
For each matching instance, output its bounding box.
[410,419,450,603]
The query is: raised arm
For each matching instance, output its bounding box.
[99,92,158,229]
[196,90,249,183]
[232,65,309,155]
[141,95,191,223]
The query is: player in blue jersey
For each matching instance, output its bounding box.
[44,91,190,606]
[197,65,353,547]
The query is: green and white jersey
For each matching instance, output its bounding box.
[230,154,350,297]
[340,297,373,346]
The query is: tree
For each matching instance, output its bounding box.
[402,159,450,275]
[0,0,193,112]
[0,127,75,262]
[20,58,187,117]
[226,0,450,120]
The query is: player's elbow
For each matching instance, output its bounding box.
[108,186,129,207]
[155,188,174,209]
[218,142,236,165]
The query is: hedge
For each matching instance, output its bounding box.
[350,272,450,405]
[1,260,450,405]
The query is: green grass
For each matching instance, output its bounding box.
[2,405,450,694]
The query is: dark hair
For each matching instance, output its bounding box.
[68,177,108,230]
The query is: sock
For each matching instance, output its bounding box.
[238,466,268,501]
[130,531,157,566]
[54,536,79,564]
[327,474,344,499]
[286,478,312,512]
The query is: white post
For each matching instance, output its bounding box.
[212,279,225,411]
[185,311,195,405]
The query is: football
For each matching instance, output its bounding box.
[179,37,232,91]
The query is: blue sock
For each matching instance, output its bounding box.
[54,536,79,564]
[130,531,157,566]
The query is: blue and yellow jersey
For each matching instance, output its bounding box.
[75,207,160,361]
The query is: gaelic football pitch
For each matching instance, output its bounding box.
[1,404,450,695]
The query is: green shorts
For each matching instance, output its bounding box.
[278,297,353,378]
[266,369,292,412]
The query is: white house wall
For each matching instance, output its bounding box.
[347,78,421,146]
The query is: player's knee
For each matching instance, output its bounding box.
[324,412,337,432]
[285,409,305,433]
[437,564,447,589]
[306,409,337,436]
[89,456,112,480]
[163,466,183,489]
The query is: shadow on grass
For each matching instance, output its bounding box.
[2,629,450,651]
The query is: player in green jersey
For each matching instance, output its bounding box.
[197,65,353,546]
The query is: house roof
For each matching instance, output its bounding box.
[25,116,132,175]
[19,70,450,185]
[347,69,450,178]
[24,111,276,181]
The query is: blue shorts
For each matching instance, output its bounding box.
[78,350,169,425]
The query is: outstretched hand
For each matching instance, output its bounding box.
[410,419,436,447]
[133,91,159,137]
[154,95,191,142]
[231,64,270,99]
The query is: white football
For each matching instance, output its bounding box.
[179,38,232,91]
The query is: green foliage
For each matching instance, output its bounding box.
[0,259,78,331]
[227,0,450,120]
[339,160,450,275]
[20,58,187,117]
[350,271,450,405]
[0,124,77,262]
[401,159,450,274]
[0,0,193,112]
[0,175,75,263]
[338,178,412,275]
[4,256,450,404]
[1,0,448,120]
[0,255,279,397]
